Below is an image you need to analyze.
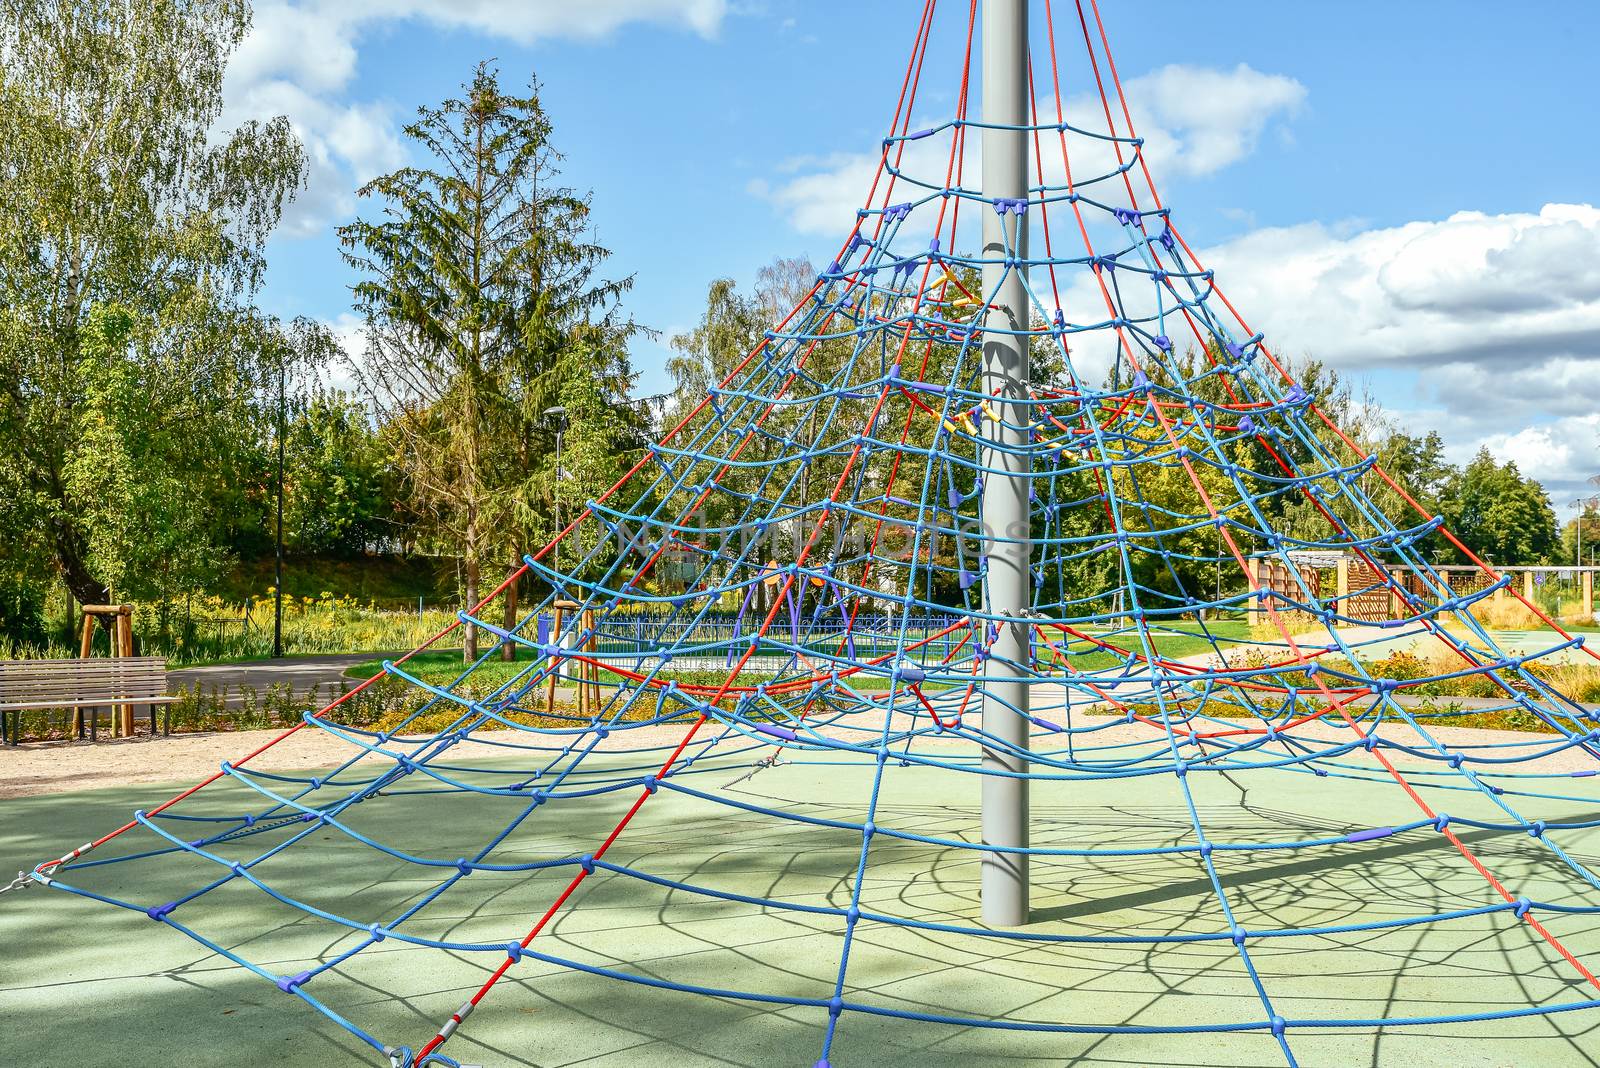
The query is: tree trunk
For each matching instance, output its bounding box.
[52,518,111,608]
[463,499,480,662]
[501,545,520,661]
[464,103,486,665]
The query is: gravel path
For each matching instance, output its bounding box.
[2,713,1593,802]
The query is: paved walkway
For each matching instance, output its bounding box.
[169,653,393,708]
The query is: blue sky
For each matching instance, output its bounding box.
[227,0,1600,514]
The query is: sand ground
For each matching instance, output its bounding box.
[3,710,1594,802]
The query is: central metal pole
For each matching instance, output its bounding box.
[979,0,1031,928]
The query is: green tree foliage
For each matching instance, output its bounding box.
[280,391,399,557]
[554,334,645,578]
[665,258,868,609]
[341,63,640,658]
[0,0,306,608]
[64,305,218,600]
[1366,429,1454,518]
[1440,448,1559,565]
[1560,480,1600,568]
[665,278,764,430]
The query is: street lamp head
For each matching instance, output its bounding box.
[543,406,566,419]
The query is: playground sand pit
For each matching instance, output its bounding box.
[4,729,1600,1067]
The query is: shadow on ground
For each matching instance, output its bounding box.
[4,750,1600,1067]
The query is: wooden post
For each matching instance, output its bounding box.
[1336,556,1350,618]
[1583,570,1595,622]
[501,553,519,663]
[581,608,599,717]
[74,604,136,738]
[117,609,134,737]
[1522,570,1536,604]
[544,603,565,715]
[545,600,580,715]
[75,614,94,736]
[582,607,595,716]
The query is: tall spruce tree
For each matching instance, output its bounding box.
[341,64,638,660]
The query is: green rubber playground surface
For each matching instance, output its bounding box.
[4,748,1600,1067]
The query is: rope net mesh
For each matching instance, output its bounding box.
[29,3,1600,1065]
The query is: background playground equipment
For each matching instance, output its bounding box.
[539,600,602,717]
[1248,555,1597,628]
[15,3,1600,1067]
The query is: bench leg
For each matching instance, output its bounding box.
[89,707,97,742]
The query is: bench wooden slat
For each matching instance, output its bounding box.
[0,658,182,744]
[1,660,166,667]
[0,697,180,711]
[2,670,168,683]
[1,672,169,685]
[0,655,167,661]
[0,659,166,671]
[0,674,168,684]
[1,671,169,684]
[0,658,174,712]
[0,658,167,674]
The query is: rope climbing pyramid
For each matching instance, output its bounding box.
[22,3,1600,1066]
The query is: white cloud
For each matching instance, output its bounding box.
[748,39,1590,501]
[225,0,731,237]
[318,312,368,395]
[334,0,729,44]
[1126,64,1306,178]
[1482,416,1600,490]
[747,152,883,239]
[1425,356,1600,423]
[753,63,1305,237]
[1154,203,1600,505]
[232,2,359,95]
[1198,204,1600,370]
[223,77,405,237]
[326,311,368,358]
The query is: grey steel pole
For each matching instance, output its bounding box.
[979,0,1031,928]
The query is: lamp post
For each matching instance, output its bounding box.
[273,358,286,659]
[544,406,567,574]
[1578,494,1600,569]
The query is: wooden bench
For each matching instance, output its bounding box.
[0,658,178,745]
